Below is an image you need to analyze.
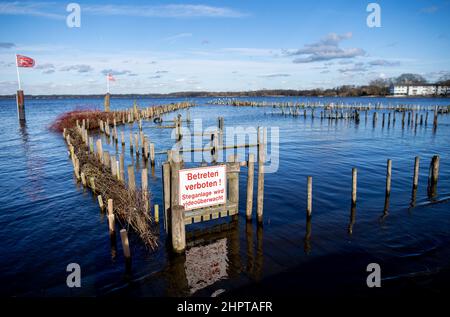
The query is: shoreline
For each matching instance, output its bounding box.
[0,94,449,100]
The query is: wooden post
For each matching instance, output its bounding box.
[97,195,104,211]
[121,131,125,146]
[108,214,115,236]
[246,153,255,221]
[103,151,110,169]
[150,143,155,166]
[120,229,131,259]
[134,133,139,155]
[227,155,240,209]
[162,162,171,234]
[96,139,103,161]
[110,154,117,177]
[74,157,80,180]
[171,205,186,253]
[154,204,159,223]
[119,154,125,181]
[351,168,357,206]
[413,156,420,189]
[107,199,113,216]
[16,90,26,122]
[427,155,439,198]
[428,155,440,188]
[90,177,96,193]
[386,159,392,196]
[140,131,145,154]
[433,107,438,130]
[129,131,133,151]
[127,165,135,191]
[142,168,148,212]
[257,127,265,224]
[89,137,94,153]
[80,172,86,186]
[104,93,110,112]
[170,156,181,208]
[306,176,312,217]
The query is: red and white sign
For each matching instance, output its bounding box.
[179,165,227,211]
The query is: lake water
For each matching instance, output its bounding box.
[0,96,449,297]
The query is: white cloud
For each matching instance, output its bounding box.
[83,4,246,18]
[164,33,193,43]
[0,2,64,19]
[285,32,365,63]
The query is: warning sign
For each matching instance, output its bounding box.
[179,165,227,211]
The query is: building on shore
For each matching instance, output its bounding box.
[390,84,450,96]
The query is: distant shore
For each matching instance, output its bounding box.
[0,90,449,100]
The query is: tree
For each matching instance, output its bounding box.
[437,73,450,86]
[394,73,427,85]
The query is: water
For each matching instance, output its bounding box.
[0,96,449,297]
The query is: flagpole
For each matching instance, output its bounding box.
[15,54,22,91]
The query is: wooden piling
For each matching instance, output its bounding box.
[154,204,159,223]
[96,139,103,161]
[97,195,104,211]
[150,143,155,166]
[103,151,110,169]
[16,90,26,122]
[428,155,440,187]
[108,214,115,236]
[433,108,438,130]
[107,199,113,216]
[80,172,86,186]
[142,168,148,212]
[134,134,139,155]
[120,229,131,259]
[129,131,133,151]
[104,93,110,112]
[89,137,94,153]
[306,176,312,217]
[171,205,186,253]
[413,156,420,189]
[119,154,125,181]
[386,159,392,196]
[227,154,240,208]
[127,165,135,191]
[110,155,117,177]
[246,153,255,221]
[351,168,357,206]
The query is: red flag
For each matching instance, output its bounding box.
[107,73,116,81]
[16,54,35,68]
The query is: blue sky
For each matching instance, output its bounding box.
[0,0,449,94]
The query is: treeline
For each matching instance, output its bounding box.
[0,73,448,99]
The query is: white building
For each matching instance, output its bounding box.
[390,84,450,96]
[390,85,408,95]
